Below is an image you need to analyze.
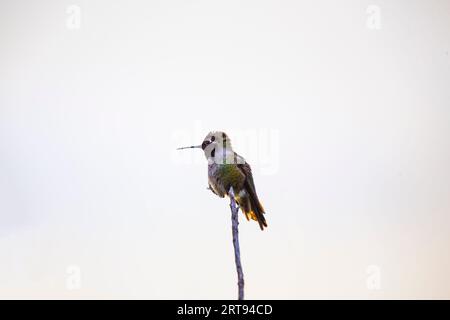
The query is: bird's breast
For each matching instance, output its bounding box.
[208,163,245,193]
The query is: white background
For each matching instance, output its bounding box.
[1,0,449,298]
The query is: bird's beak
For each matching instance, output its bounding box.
[177,144,202,150]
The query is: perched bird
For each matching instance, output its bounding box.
[178,131,267,230]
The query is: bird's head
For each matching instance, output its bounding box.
[177,131,233,161]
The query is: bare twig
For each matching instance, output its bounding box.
[228,187,244,300]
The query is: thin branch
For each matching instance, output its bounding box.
[228,187,244,300]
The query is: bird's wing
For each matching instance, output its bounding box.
[235,154,257,193]
[234,153,260,202]
[235,152,267,230]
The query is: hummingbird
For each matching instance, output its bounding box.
[178,131,267,230]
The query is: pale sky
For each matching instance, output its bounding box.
[0,0,449,299]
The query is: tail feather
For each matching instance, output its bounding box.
[235,187,267,230]
[243,178,267,231]
[239,191,267,231]
[248,194,267,231]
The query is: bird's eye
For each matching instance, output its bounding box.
[201,140,210,150]
[211,136,215,142]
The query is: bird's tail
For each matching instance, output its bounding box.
[239,188,267,231]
